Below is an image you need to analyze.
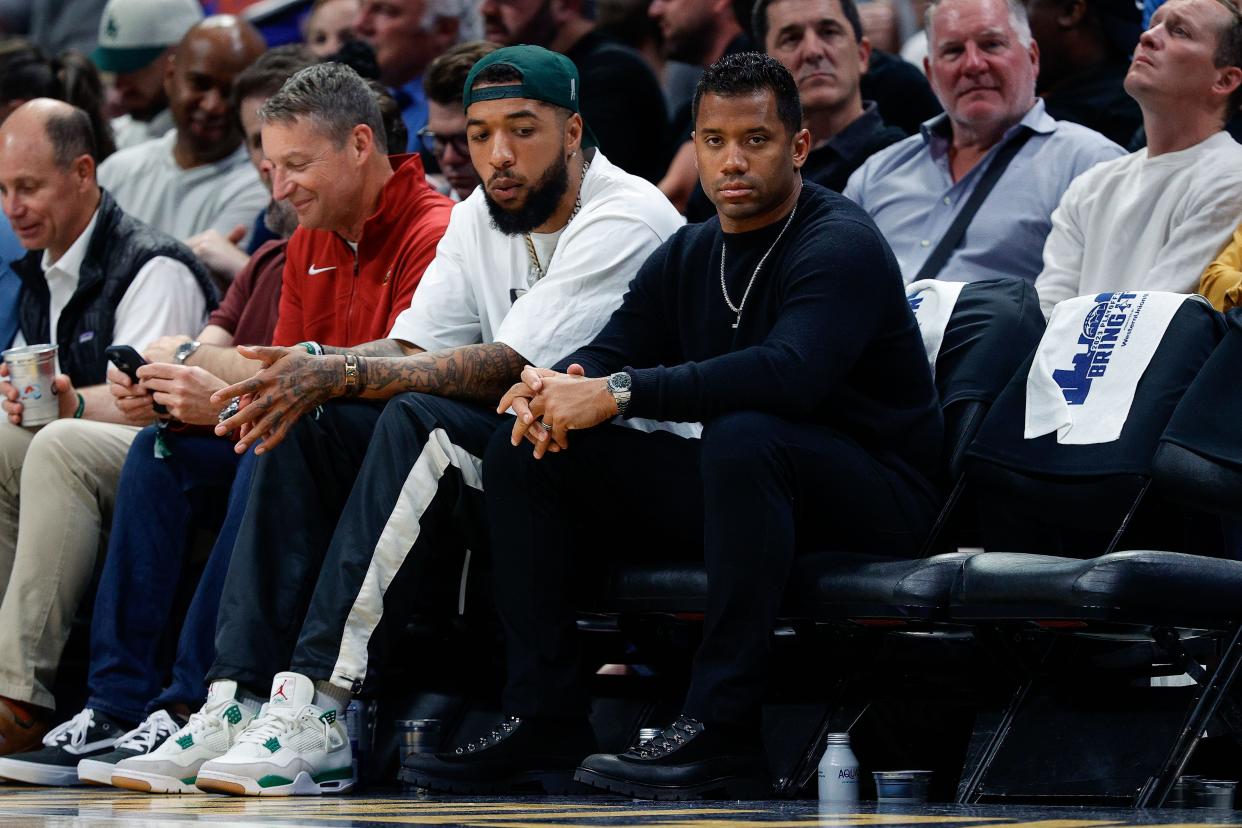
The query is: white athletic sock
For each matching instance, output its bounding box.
[238,689,267,711]
[313,680,351,715]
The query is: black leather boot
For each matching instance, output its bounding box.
[574,714,771,800]
[399,715,597,795]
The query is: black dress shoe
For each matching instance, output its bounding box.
[574,714,771,800]
[399,715,597,795]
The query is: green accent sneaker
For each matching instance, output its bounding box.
[195,672,355,797]
[110,679,258,795]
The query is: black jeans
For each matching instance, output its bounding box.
[209,394,502,696]
[484,412,939,725]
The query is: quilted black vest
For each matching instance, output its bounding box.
[13,189,217,387]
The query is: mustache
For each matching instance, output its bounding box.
[488,172,527,187]
[715,177,759,191]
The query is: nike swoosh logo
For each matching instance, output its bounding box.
[308,264,336,275]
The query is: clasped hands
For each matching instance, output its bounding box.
[498,364,618,459]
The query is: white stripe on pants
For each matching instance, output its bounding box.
[329,427,483,689]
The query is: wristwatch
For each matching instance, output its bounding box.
[606,371,631,416]
[174,340,201,365]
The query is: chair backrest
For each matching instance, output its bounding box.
[1154,309,1242,557]
[964,296,1226,558]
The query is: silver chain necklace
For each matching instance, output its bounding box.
[720,201,799,329]
[524,156,591,283]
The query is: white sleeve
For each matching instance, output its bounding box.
[211,173,269,248]
[386,215,481,349]
[1138,171,1242,296]
[111,256,208,351]
[1034,177,1089,320]
[494,209,671,368]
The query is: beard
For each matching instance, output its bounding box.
[264,197,300,239]
[483,151,570,236]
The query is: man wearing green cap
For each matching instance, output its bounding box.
[90,0,204,150]
[172,44,683,797]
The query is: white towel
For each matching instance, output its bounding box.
[1024,291,1204,445]
[906,279,966,377]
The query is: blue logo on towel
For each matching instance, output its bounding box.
[1051,292,1142,406]
[908,295,924,313]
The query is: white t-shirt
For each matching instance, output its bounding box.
[97,130,268,247]
[13,208,208,358]
[1034,130,1242,318]
[389,150,691,436]
[110,109,175,152]
[390,150,684,368]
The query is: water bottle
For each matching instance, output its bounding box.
[818,732,859,803]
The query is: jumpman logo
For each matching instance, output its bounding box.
[273,680,290,701]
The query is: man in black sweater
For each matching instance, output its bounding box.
[402,52,943,799]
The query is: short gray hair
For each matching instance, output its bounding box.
[45,106,96,168]
[258,62,388,154]
[925,0,1033,49]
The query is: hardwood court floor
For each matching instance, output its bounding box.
[0,788,1239,828]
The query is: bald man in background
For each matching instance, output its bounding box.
[97,16,269,257]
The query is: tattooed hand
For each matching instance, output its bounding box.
[211,345,345,454]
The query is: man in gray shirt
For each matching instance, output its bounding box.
[844,0,1124,284]
[97,16,267,254]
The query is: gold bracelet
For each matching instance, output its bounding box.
[344,353,360,395]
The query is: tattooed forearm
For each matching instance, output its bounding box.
[322,338,418,358]
[358,343,529,404]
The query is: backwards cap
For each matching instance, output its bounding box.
[462,44,598,148]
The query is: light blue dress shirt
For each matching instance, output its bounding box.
[844,99,1126,284]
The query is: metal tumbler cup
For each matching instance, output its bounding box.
[3,344,59,427]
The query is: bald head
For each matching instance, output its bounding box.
[177,15,267,65]
[1,99,96,169]
[168,15,267,165]
[0,99,100,259]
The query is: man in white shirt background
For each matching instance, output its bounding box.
[0,98,215,755]
[96,16,268,267]
[1034,0,1242,317]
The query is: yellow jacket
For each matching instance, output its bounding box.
[1200,222,1242,311]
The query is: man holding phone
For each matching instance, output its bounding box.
[0,98,215,757]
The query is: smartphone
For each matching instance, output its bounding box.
[105,345,168,415]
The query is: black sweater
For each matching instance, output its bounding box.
[556,182,943,483]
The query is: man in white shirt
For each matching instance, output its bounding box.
[138,46,684,798]
[1034,0,1242,317]
[0,99,215,755]
[96,16,268,253]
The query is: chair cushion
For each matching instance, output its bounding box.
[595,552,980,621]
[952,550,1242,626]
[786,551,981,620]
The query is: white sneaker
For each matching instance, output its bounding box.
[195,671,353,797]
[77,709,182,785]
[110,680,256,794]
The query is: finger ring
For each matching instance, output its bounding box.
[538,418,553,431]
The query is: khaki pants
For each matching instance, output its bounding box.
[0,419,139,709]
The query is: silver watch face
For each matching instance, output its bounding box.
[608,372,631,392]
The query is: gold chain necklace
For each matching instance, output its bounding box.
[524,156,590,283]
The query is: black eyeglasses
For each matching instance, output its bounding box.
[417,127,470,157]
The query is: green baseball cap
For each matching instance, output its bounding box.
[462,45,598,149]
